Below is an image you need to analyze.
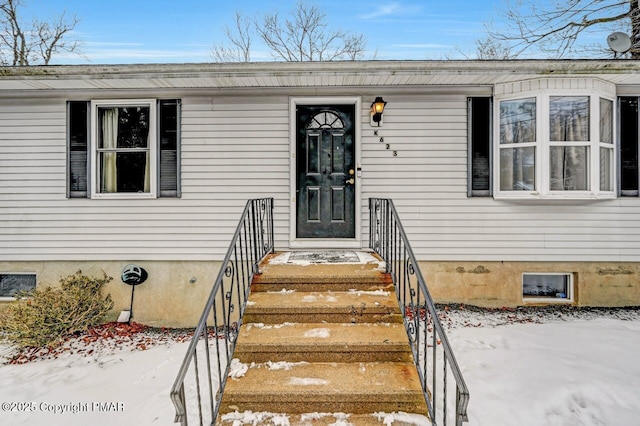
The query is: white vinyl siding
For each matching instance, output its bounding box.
[359,93,640,263]
[0,95,291,261]
[1,87,640,263]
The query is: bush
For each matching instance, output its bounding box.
[0,271,114,348]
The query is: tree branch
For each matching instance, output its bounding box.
[488,0,639,58]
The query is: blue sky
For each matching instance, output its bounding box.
[30,0,506,64]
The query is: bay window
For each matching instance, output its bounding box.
[494,79,616,199]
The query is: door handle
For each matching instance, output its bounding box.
[345,178,355,185]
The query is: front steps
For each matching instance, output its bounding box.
[217,252,429,425]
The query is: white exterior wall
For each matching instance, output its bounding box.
[1,89,640,263]
[362,92,640,262]
[0,94,292,261]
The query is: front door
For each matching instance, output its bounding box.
[296,105,356,238]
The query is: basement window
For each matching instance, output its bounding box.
[522,273,573,302]
[0,273,36,299]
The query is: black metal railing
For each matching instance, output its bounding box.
[369,198,469,426]
[170,197,274,425]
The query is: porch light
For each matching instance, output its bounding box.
[370,96,387,127]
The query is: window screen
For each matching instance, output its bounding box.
[0,274,36,298]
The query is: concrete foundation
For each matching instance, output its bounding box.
[422,261,640,308]
[0,260,222,328]
[1,259,639,327]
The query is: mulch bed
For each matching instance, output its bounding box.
[4,322,193,365]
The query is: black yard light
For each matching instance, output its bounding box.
[118,264,148,324]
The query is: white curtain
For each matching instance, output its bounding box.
[499,99,536,191]
[101,108,118,193]
[144,130,150,193]
[549,97,589,191]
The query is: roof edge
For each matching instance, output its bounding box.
[1,59,640,79]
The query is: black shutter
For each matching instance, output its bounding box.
[468,97,492,196]
[620,97,639,196]
[68,101,90,198]
[158,99,181,197]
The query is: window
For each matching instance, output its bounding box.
[495,87,615,199]
[468,97,492,196]
[0,273,36,298]
[499,97,536,191]
[67,99,180,198]
[620,97,639,196]
[523,273,573,302]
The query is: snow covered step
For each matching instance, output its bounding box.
[218,412,429,426]
[243,290,402,324]
[217,253,429,421]
[233,322,413,363]
[220,361,428,415]
[251,262,393,292]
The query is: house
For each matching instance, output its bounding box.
[1,60,639,327]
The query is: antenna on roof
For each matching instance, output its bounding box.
[607,32,631,58]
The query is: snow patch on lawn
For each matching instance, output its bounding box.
[2,306,639,425]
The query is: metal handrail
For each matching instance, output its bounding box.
[170,198,274,425]
[369,198,469,426]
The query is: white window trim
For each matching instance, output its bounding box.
[494,86,617,200]
[522,272,574,304]
[90,99,158,199]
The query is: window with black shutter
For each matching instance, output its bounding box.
[67,99,180,199]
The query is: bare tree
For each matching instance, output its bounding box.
[488,0,640,58]
[474,36,514,59]
[211,12,252,63]
[212,2,367,62]
[0,0,80,65]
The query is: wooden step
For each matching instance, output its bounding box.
[233,322,412,363]
[243,290,402,324]
[220,361,427,414]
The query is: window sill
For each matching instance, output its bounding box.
[494,192,617,201]
[91,193,157,200]
[523,297,574,304]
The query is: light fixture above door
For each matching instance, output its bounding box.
[370,97,387,127]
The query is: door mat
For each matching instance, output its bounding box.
[287,251,360,264]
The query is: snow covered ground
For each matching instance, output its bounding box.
[0,307,639,425]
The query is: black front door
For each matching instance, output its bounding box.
[296,105,355,238]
